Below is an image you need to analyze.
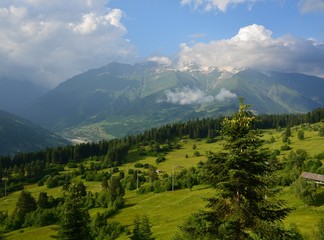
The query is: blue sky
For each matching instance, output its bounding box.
[0,0,324,87]
[110,0,324,57]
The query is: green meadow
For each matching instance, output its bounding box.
[1,123,323,239]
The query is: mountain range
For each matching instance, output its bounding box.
[17,62,324,142]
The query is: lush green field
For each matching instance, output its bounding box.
[1,123,323,240]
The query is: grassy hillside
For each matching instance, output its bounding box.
[1,123,323,239]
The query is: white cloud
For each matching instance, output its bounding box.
[162,87,214,105]
[147,56,172,65]
[299,0,324,13]
[160,87,236,105]
[0,0,136,87]
[180,0,257,12]
[71,12,98,34]
[215,88,237,101]
[177,24,324,77]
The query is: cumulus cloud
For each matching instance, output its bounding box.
[180,0,257,12]
[299,0,324,13]
[0,0,136,87]
[160,87,236,105]
[177,24,324,77]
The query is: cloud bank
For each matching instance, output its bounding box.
[0,0,136,87]
[160,87,236,105]
[177,24,324,77]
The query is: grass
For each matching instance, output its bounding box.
[2,225,57,240]
[1,123,323,239]
[118,138,223,177]
[110,185,214,239]
[279,187,324,238]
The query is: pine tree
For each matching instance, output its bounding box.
[58,181,93,240]
[180,100,291,239]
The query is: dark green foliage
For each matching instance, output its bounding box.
[281,144,291,151]
[58,181,93,240]
[285,126,292,137]
[156,155,166,164]
[134,163,144,168]
[97,176,125,209]
[292,178,321,205]
[315,151,324,160]
[3,190,38,230]
[46,173,72,188]
[131,215,155,240]
[319,127,324,137]
[252,223,304,240]
[92,211,124,240]
[23,208,59,227]
[193,151,200,157]
[37,191,50,209]
[298,130,305,140]
[136,166,201,194]
[180,101,291,239]
[15,190,37,219]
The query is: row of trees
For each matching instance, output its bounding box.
[1,107,323,174]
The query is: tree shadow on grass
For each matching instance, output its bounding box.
[123,203,136,209]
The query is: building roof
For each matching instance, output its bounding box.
[301,172,324,183]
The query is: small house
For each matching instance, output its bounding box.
[300,172,324,185]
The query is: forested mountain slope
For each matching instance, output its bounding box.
[0,109,69,155]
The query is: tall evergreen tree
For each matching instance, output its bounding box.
[58,181,93,240]
[180,100,291,240]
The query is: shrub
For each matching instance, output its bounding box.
[193,151,200,157]
[297,130,305,140]
[134,163,144,168]
[156,155,166,164]
[280,144,291,151]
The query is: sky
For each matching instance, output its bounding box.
[1,0,324,88]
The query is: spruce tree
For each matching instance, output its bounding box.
[131,215,155,240]
[180,100,291,239]
[15,190,37,219]
[37,191,49,209]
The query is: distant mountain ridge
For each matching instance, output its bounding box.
[18,62,324,141]
[0,109,69,155]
